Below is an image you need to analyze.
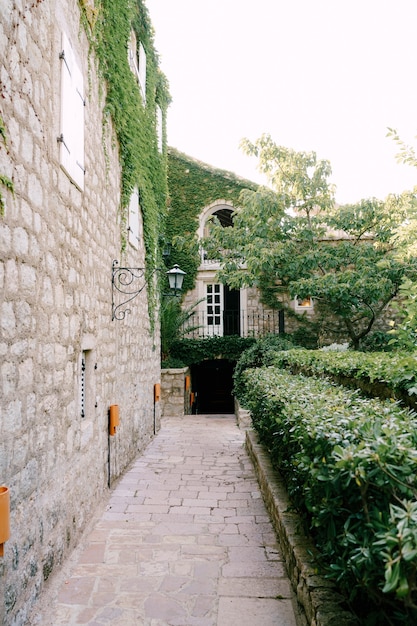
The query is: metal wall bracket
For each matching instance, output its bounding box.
[112,260,156,321]
[112,260,186,321]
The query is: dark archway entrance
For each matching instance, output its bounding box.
[191,359,235,414]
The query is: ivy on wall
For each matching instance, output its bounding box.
[167,335,257,367]
[165,148,257,293]
[0,116,14,216]
[78,0,170,326]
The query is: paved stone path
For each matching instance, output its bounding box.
[37,415,301,626]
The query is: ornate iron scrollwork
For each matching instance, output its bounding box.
[112,260,186,321]
[111,260,154,321]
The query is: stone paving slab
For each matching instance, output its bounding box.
[32,415,303,626]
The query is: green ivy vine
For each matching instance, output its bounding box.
[78,0,170,329]
[165,148,257,293]
[0,115,14,216]
[167,335,257,367]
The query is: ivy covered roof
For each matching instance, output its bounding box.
[165,147,258,292]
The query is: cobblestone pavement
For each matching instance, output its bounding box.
[35,415,302,626]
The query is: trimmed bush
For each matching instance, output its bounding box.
[239,366,417,624]
[233,334,294,399]
[169,335,256,366]
[272,348,417,404]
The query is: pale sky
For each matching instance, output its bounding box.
[146,0,417,204]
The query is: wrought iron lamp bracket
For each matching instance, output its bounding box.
[111,260,159,321]
[112,260,186,321]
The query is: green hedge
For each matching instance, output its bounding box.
[272,348,417,404]
[239,366,417,624]
[233,334,295,398]
[165,335,256,367]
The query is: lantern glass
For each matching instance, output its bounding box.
[166,265,185,293]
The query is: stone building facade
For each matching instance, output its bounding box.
[166,150,316,345]
[0,2,163,623]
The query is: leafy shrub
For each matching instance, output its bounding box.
[233,334,294,399]
[169,335,256,366]
[240,366,417,624]
[272,348,417,400]
[161,299,202,362]
[161,356,187,369]
[359,330,396,352]
[320,342,350,351]
[389,278,417,350]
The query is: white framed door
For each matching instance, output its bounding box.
[205,283,223,336]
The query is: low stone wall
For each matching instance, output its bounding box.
[246,429,358,626]
[235,398,251,429]
[160,367,192,417]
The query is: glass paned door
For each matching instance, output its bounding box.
[206,283,223,336]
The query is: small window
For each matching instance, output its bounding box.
[128,188,141,249]
[128,29,138,74]
[138,43,147,103]
[127,30,146,104]
[59,32,85,190]
[295,296,314,310]
[80,348,96,419]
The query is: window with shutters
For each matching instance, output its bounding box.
[127,29,146,104]
[128,188,141,249]
[138,42,147,103]
[128,29,138,75]
[59,32,85,190]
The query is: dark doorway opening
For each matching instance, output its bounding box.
[191,359,235,414]
[223,285,240,336]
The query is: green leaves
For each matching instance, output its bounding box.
[240,135,335,214]
[204,135,417,348]
[167,149,257,294]
[378,500,417,601]
[0,115,14,216]
[238,363,417,621]
[91,0,170,329]
[272,347,417,399]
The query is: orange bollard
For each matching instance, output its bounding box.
[0,486,10,557]
[109,404,120,436]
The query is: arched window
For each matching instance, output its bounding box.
[195,201,242,336]
[198,201,235,266]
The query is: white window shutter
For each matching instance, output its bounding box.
[59,32,85,190]
[128,188,141,249]
[138,43,146,103]
[128,30,138,74]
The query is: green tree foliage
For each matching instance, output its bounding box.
[203,135,417,349]
[389,278,417,350]
[160,298,202,363]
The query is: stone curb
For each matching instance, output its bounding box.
[245,429,359,626]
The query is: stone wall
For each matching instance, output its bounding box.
[0,2,161,624]
[160,368,192,417]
